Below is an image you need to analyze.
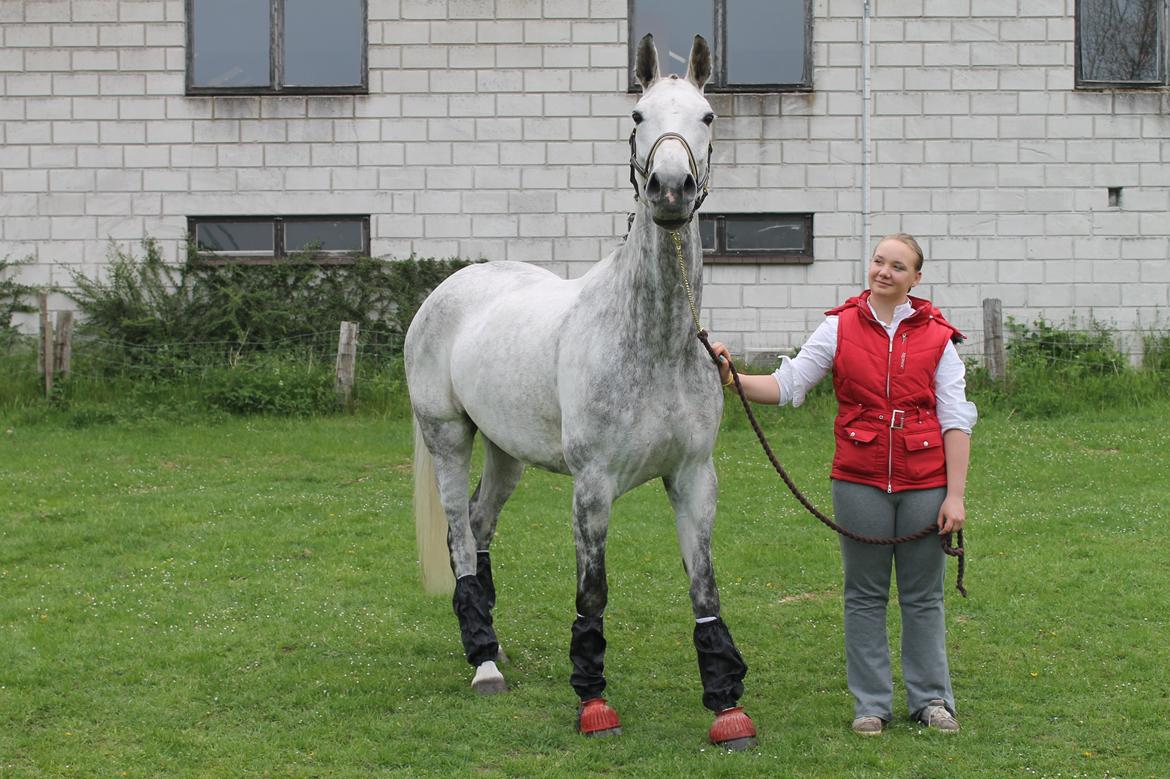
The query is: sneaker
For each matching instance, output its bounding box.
[918,700,959,732]
[851,716,885,736]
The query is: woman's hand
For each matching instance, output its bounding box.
[936,494,966,535]
[710,341,732,385]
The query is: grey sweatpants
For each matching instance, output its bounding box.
[831,479,955,722]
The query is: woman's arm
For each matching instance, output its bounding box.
[710,317,837,407]
[937,429,969,534]
[934,342,974,534]
[709,342,780,403]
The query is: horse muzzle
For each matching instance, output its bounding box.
[645,168,698,229]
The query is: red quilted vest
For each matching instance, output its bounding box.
[828,291,963,493]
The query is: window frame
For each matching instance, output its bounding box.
[627,0,814,93]
[700,213,814,265]
[1074,0,1168,89]
[188,215,371,264]
[185,0,369,96]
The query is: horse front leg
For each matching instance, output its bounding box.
[666,459,757,750]
[570,475,622,737]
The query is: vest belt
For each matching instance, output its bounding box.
[862,407,933,429]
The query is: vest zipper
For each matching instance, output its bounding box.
[886,333,894,493]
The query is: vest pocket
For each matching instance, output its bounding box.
[842,427,877,444]
[834,425,882,477]
[901,429,945,481]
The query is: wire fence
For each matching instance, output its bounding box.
[3,318,1168,400]
[961,327,1165,363]
[0,326,407,389]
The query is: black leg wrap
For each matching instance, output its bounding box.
[569,615,607,701]
[476,551,496,611]
[452,575,499,667]
[694,618,747,712]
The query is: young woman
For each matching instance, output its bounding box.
[710,233,975,735]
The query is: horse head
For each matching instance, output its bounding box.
[631,34,715,230]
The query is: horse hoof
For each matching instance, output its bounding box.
[578,697,622,737]
[471,660,507,695]
[709,706,757,751]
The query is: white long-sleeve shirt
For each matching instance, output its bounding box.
[770,300,978,434]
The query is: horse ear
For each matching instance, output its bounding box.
[635,33,659,91]
[686,35,712,91]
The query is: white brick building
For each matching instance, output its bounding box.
[2,0,1168,357]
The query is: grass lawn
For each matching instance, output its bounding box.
[1,400,1167,777]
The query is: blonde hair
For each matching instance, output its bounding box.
[877,232,924,272]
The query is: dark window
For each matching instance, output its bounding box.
[1076,0,1167,87]
[629,0,812,91]
[194,219,274,256]
[698,217,717,251]
[187,0,367,95]
[284,218,366,253]
[190,216,369,263]
[699,213,813,264]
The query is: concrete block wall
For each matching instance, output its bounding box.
[1,0,1168,356]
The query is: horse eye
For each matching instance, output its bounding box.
[632,110,643,124]
[702,112,715,126]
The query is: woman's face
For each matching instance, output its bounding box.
[867,239,921,303]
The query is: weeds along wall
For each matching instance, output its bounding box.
[0,244,475,417]
[2,242,1168,421]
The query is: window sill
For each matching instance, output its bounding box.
[185,86,369,97]
[1073,82,1168,91]
[704,254,813,265]
[192,254,365,266]
[626,84,812,95]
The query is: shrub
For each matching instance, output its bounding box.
[1004,314,1126,374]
[203,352,336,416]
[68,239,191,341]
[65,239,474,379]
[1141,326,1170,372]
[969,316,1168,417]
[0,240,479,420]
[1,256,36,350]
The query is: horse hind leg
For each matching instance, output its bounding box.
[665,462,757,750]
[469,437,525,610]
[416,416,504,693]
[465,437,524,691]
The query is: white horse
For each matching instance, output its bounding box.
[405,34,757,749]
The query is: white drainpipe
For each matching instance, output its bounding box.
[861,0,872,284]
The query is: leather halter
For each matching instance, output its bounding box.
[628,128,713,224]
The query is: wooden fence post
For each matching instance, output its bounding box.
[335,321,358,408]
[982,297,1005,381]
[38,291,54,397]
[54,311,74,380]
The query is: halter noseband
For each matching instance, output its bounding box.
[628,128,713,224]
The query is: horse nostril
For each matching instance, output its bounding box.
[646,171,662,200]
[682,173,697,199]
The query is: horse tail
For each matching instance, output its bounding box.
[414,415,455,595]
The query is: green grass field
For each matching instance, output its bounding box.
[2,401,1168,777]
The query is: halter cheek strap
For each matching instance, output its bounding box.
[628,128,713,222]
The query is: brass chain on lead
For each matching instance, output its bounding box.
[671,230,704,337]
